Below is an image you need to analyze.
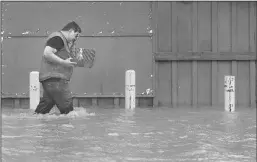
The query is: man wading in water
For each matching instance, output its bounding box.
[34,21,82,115]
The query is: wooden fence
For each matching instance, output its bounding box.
[153,2,256,108]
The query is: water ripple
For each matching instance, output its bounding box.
[2,108,256,161]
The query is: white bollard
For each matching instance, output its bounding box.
[224,75,235,112]
[30,71,40,110]
[125,70,136,109]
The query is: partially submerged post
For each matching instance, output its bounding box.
[224,75,235,112]
[30,71,40,110]
[125,70,136,109]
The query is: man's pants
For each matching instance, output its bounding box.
[34,78,73,114]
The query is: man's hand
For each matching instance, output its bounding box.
[62,58,77,67]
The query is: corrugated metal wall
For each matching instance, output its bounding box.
[153,2,256,108]
[1,2,154,97]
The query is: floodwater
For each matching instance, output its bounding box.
[2,107,256,162]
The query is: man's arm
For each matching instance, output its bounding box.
[43,46,65,65]
[43,46,77,67]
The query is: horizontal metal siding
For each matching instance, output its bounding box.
[1,2,154,97]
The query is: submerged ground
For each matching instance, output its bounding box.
[2,107,256,162]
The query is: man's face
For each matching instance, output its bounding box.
[69,29,80,42]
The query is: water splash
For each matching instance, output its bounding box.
[2,107,95,120]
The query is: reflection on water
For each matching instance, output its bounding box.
[2,107,256,162]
